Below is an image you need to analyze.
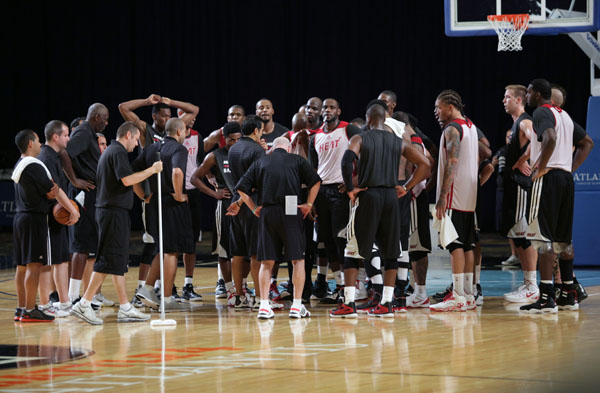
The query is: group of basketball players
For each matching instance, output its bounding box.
[11,78,592,324]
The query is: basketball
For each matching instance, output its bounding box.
[52,200,79,225]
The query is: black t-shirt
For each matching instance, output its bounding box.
[132,136,187,195]
[38,145,68,194]
[212,147,236,193]
[505,112,532,173]
[357,129,403,188]
[261,122,289,148]
[532,106,556,142]
[573,121,587,146]
[144,123,165,148]
[65,120,101,182]
[228,137,266,200]
[13,159,55,213]
[236,149,320,206]
[96,141,134,209]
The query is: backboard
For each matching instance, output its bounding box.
[445,0,600,36]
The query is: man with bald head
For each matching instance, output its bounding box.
[330,103,430,318]
[304,97,323,131]
[204,105,246,153]
[59,102,109,304]
[132,118,193,312]
[236,136,321,319]
[256,98,288,149]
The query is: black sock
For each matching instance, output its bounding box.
[373,284,383,296]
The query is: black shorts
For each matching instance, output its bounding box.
[527,169,574,247]
[445,210,476,252]
[68,187,97,254]
[48,213,69,264]
[257,205,305,261]
[13,212,49,266]
[344,188,400,261]
[188,188,203,245]
[230,204,258,257]
[397,185,411,251]
[409,190,431,260]
[144,194,195,254]
[212,198,232,259]
[94,207,130,276]
[315,184,349,263]
[162,195,195,254]
[502,177,530,245]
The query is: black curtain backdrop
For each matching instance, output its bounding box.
[3,1,592,231]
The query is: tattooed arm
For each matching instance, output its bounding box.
[435,125,461,220]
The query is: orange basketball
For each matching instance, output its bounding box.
[52,200,79,226]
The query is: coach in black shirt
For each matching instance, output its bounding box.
[225,115,265,307]
[59,103,109,302]
[71,122,162,325]
[38,120,74,314]
[236,136,321,319]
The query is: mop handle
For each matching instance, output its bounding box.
[156,152,166,320]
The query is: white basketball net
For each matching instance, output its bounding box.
[487,14,530,51]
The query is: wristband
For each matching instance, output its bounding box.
[252,207,257,215]
[307,202,313,207]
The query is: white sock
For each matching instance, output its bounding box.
[525,271,537,285]
[317,265,328,275]
[540,280,553,285]
[473,284,477,295]
[217,264,224,280]
[120,302,132,311]
[416,284,427,299]
[397,268,408,281]
[79,298,91,307]
[144,284,154,291]
[464,273,474,295]
[260,299,270,310]
[225,281,233,291]
[340,271,345,286]
[154,280,161,290]
[270,277,276,284]
[137,280,145,289]
[344,286,356,303]
[382,286,394,304]
[475,265,481,284]
[291,299,302,310]
[185,277,193,286]
[333,270,343,286]
[68,279,81,300]
[371,274,383,285]
[452,273,465,296]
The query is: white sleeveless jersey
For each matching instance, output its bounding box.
[313,121,352,184]
[530,104,574,173]
[436,118,479,212]
[183,130,200,190]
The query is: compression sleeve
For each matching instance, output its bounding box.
[341,150,358,192]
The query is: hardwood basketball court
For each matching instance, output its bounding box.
[0,262,598,393]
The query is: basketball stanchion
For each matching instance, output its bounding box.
[151,152,177,328]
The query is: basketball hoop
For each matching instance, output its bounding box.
[487,14,530,51]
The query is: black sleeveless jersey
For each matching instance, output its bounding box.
[505,112,531,178]
[357,129,403,188]
[212,147,236,193]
